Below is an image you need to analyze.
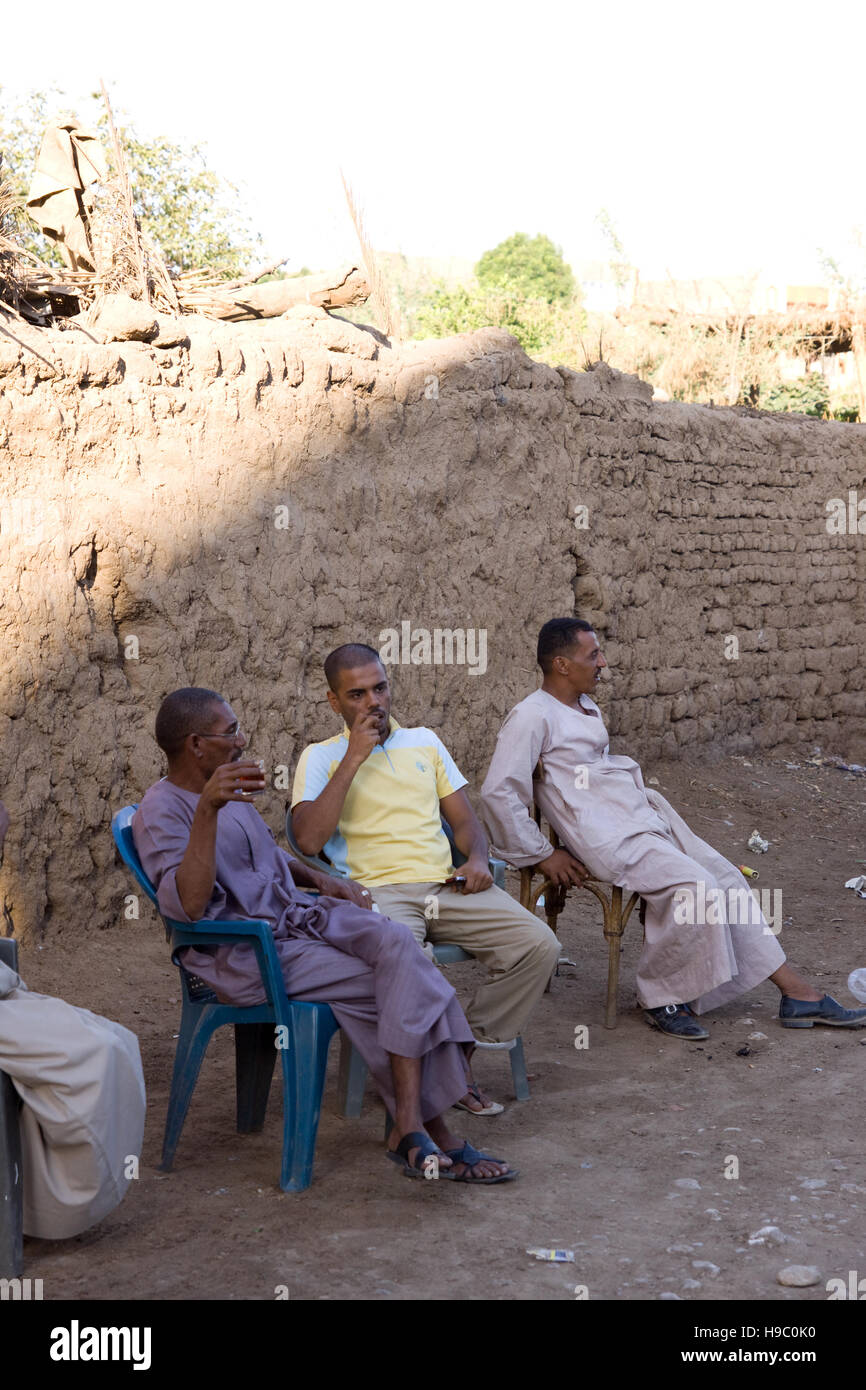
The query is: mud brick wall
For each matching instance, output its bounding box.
[566,371,866,758]
[0,306,864,939]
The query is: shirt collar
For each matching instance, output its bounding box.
[341,715,401,743]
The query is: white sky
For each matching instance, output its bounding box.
[3,0,863,285]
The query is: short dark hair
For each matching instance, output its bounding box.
[323,643,384,692]
[155,687,225,755]
[537,618,595,673]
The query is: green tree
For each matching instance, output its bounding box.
[0,86,261,276]
[761,375,830,417]
[415,285,501,338]
[0,87,66,262]
[475,232,575,303]
[414,282,584,358]
[116,122,261,276]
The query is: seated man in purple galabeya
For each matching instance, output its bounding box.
[133,687,518,1185]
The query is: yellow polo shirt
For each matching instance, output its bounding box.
[291,718,467,886]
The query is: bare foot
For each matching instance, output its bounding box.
[450,1149,511,1181]
[456,1081,503,1114]
[426,1117,511,1180]
[461,1046,492,1105]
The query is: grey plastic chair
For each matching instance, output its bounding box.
[0,938,23,1278]
[284,808,530,1110]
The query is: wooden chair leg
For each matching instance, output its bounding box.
[545,884,563,939]
[518,868,533,912]
[543,886,564,991]
[603,887,623,1029]
[520,867,560,991]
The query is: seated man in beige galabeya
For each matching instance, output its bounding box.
[291,644,560,1115]
[133,686,517,1184]
[0,801,145,1241]
[480,617,866,1042]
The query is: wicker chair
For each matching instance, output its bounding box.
[518,810,644,1028]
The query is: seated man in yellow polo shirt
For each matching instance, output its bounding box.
[291,643,560,1114]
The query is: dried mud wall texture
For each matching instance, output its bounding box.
[0,306,864,941]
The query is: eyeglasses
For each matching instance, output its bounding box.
[195,722,244,742]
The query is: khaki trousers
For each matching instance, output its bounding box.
[369,881,559,1044]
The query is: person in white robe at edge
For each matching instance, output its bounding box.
[0,799,146,1238]
[479,617,866,1040]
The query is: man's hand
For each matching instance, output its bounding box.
[346,713,384,768]
[177,769,268,921]
[446,856,493,894]
[292,713,386,857]
[318,875,375,910]
[537,848,590,887]
[200,760,266,811]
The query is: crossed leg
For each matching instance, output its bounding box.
[275,901,513,1178]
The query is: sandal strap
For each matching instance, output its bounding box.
[446,1140,504,1166]
[395,1131,441,1169]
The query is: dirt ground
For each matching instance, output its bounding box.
[14,747,866,1303]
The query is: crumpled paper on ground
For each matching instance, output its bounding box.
[748,829,769,853]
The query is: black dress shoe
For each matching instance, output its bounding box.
[644,1003,710,1040]
[779,994,866,1029]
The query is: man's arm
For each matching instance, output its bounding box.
[285,854,373,910]
[292,714,381,855]
[286,858,325,891]
[439,789,493,894]
[174,761,265,919]
[174,801,219,920]
[480,710,588,888]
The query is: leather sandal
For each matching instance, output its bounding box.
[386,1131,455,1179]
[445,1139,519,1184]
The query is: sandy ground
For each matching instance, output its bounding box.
[12,747,866,1303]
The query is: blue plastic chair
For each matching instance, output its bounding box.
[112,806,341,1193]
[0,937,23,1278]
[284,810,530,1110]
